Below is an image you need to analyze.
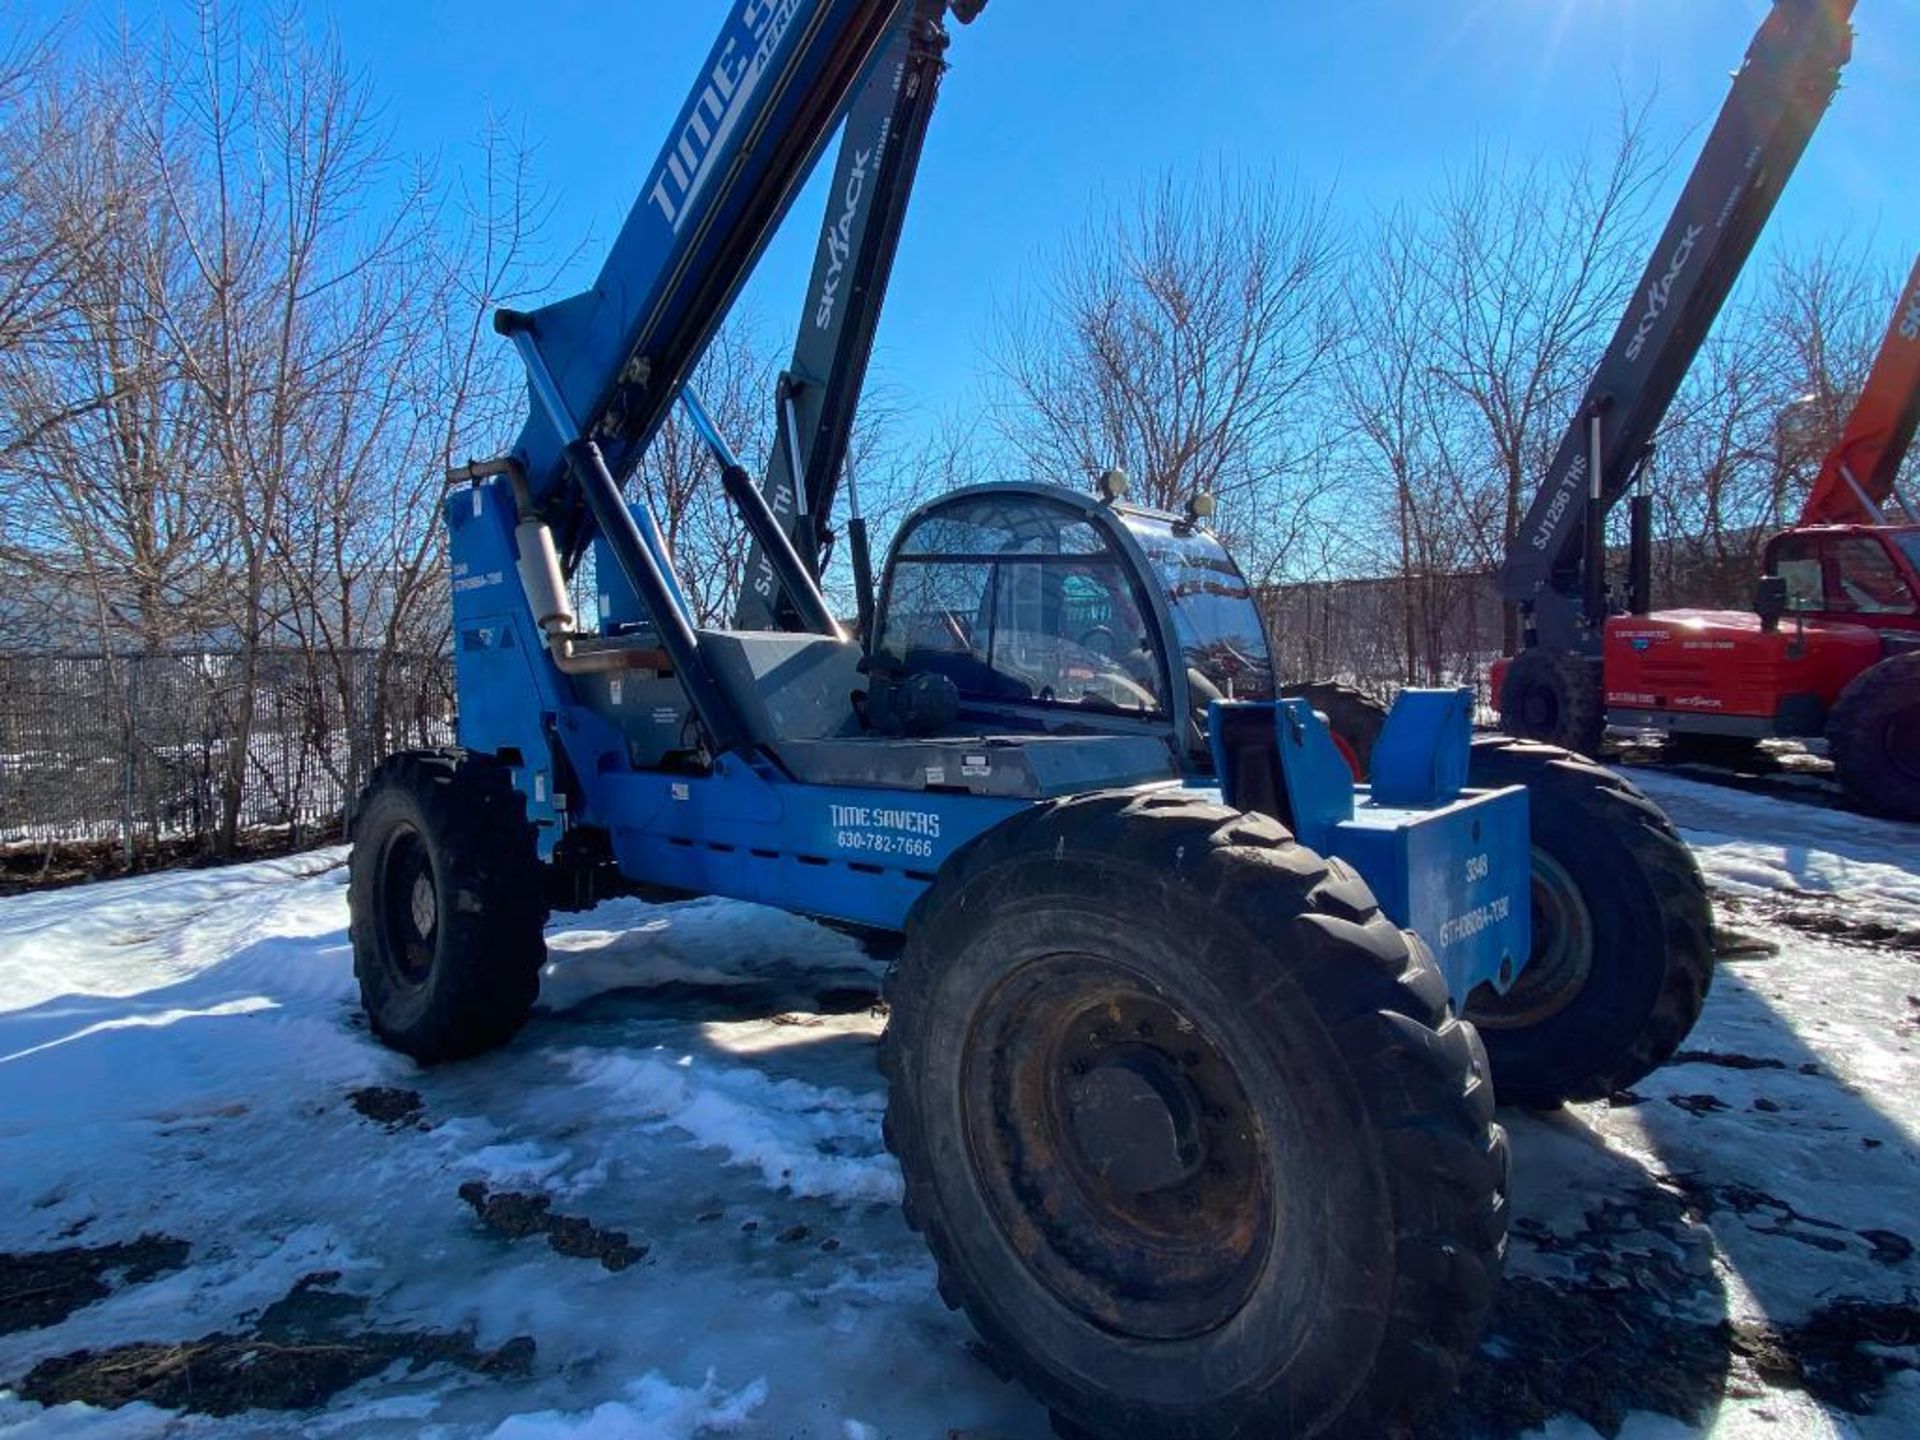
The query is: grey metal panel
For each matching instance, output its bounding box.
[697,626,1179,795]
[698,631,867,744]
[1021,733,1177,794]
[775,733,1177,797]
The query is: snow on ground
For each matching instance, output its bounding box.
[0,772,1915,1438]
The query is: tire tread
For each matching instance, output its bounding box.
[348,748,548,1063]
[1468,735,1714,1103]
[881,789,1507,1439]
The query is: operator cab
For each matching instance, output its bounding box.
[872,483,1274,755]
[1763,525,1920,626]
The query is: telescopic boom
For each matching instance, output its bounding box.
[1798,252,1920,527]
[1498,0,1854,651]
[734,0,965,635]
[499,0,911,538]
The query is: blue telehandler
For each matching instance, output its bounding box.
[348,2,1728,1434]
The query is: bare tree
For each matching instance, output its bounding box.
[0,3,454,850]
[1749,240,1895,513]
[988,168,1341,578]
[0,57,228,654]
[0,18,70,376]
[1330,104,1667,685]
[0,27,232,857]
[0,4,578,856]
[1416,104,1669,648]
[269,115,561,799]
[628,316,781,626]
[105,4,442,849]
[1645,240,1895,603]
[1333,205,1502,684]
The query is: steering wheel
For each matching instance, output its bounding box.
[1078,624,1117,658]
[1839,578,1903,614]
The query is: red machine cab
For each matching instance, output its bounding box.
[1604,525,1920,739]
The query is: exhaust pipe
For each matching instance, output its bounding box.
[448,455,669,678]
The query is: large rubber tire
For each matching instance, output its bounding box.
[1280,680,1387,778]
[881,790,1507,1440]
[348,749,548,1064]
[1464,737,1714,1106]
[1827,652,1920,821]
[1497,647,1604,756]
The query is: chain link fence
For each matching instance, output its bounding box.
[1262,572,1507,708]
[0,649,455,859]
[1259,540,1768,710]
[0,540,1767,873]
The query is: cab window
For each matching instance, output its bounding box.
[1770,535,1824,612]
[1827,537,1916,615]
[988,561,1162,712]
[1128,526,1275,701]
[878,559,999,690]
[1774,534,1918,616]
[876,497,1165,715]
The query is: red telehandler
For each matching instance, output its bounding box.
[1497,253,1920,819]
[1596,255,1920,814]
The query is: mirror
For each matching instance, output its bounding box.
[1754,574,1789,632]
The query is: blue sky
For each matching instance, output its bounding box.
[94,2,1920,439]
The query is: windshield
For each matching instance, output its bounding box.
[1775,531,1920,616]
[1120,515,1274,701]
[877,495,1166,716]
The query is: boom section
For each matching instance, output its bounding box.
[1499,0,1853,649]
[1799,253,1920,526]
[503,0,907,516]
[735,0,955,633]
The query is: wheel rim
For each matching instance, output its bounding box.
[1518,682,1561,735]
[1884,706,1920,783]
[377,825,438,986]
[1467,847,1593,1030]
[961,955,1274,1341]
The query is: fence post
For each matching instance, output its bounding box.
[119,657,140,871]
[363,651,381,783]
